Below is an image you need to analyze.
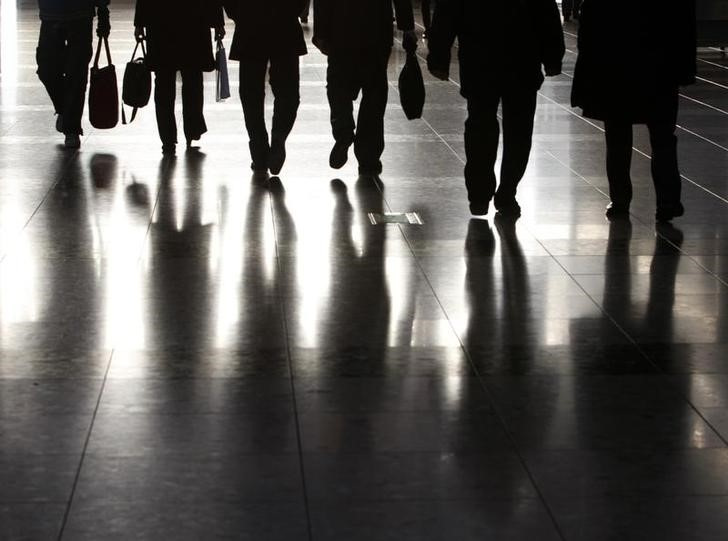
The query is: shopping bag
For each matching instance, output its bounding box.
[88,36,119,129]
[216,40,231,102]
[122,38,152,124]
[398,51,426,120]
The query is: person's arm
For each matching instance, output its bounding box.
[539,0,565,76]
[427,0,460,80]
[393,0,417,51]
[678,0,697,85]
[208,1,226,39]
[134,0,147,28]
[96,0,110,38]
[313,0,332,54]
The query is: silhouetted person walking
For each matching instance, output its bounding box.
[134,0,225,155]
[428,0,564,217]
[223,0,307,175]
[36,0,110,149]
[314,0,417,176]
[571,0,696,222]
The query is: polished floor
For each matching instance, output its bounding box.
[2,1,728,540]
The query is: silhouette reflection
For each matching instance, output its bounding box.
[463,217,535,372]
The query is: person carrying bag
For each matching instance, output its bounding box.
[89,35,120,130]
[122,37,152,124]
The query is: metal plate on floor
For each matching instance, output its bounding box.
[368,212,424,225]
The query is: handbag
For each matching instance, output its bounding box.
[216,39,231,102]
[88,36,119,129]
[398,51,426,121]
[122,38,152,125]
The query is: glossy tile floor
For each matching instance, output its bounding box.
[2,1,728,540]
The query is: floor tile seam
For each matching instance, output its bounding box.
[2,147,82,262]
[516,223,728,449]
[55,348,116,541]
[543,149,728,288]
[267,186,314,541]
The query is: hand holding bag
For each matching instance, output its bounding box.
[122,38,152,124]
[398,51,426,121]
[216,39,231,102]
[89,36,119,129]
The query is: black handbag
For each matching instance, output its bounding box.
[122,39,152,124]
[88,36,119,129]
[398,51,426,121]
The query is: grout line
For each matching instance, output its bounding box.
[56,349,116,541]
[267,184,314,541]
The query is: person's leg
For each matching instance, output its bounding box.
[36,21,66,127]
[649,89,683,220]
[61,18,94,136]
[268,54,301,174]
[464,91,500,214]
[603,119,634,214]
[495,88,538,215]
[180,70,207,146]
[239,57,270,170]
[563,0,573,19]
[354,51,390,175]
[327,53,358,168]
[154,70,178,151]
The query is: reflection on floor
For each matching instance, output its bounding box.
[2,1,728,540]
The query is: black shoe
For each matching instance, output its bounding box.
[329,141,351,169]
[605,202,630,219]
[358,161,383,177]
[55,114,64,133]
[494,193,521,218]
[656,202,685,223]
[469,201,489,217]
[251,162,268,174]
[162,143,176,156]
[64,134,81,149]
[269,139,287,176]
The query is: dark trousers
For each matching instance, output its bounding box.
[562,0,582,17]
[36,18,93,135]
[327,51,391,170]
[154,70,206,146]
[239,55,301,167]
[464,88,538,204]
[301,0,311,18]
[603,90,682,210]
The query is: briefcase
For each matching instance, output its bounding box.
[122,39,152,124]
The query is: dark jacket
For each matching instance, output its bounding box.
[314,0,415,56]
[38,0,109,21]
[223,0,307,60]
[135,0,224,72]
[427,0,565,97]
[571,0,697,122]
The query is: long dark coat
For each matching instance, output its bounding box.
[223,0,307,60]
[314,0,415,56]
[427,0,565,98]
[134,0,225,72]
[571,0,697,122]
